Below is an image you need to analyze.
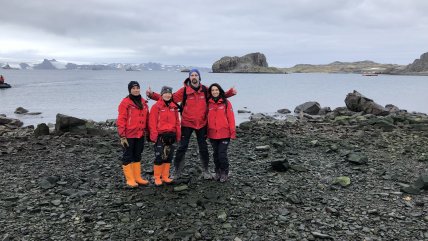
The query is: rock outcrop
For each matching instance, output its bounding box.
[402,52,428,73]
[294,101,321,115]
[212,52,285,73]
[345,90,389,116]
[55,113,87,133]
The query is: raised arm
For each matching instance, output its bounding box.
[225,86,237,98]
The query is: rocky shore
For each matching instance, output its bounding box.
[1,93,428,241]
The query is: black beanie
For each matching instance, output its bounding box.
[128,81,140,93]
[161,86,173,95]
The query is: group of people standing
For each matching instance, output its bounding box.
[116,69,236,188]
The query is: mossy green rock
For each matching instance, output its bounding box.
[333,176,351,187]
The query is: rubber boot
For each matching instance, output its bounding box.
[219,169,229,183]
[131,162,149,185]
[161,163,174,184]
[214,168,221,181]
[122,164,138,188]
[153,164,163,186]
[173,154,185,179]
[201,159,213,180]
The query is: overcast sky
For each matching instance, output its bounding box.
[1,0,427,67]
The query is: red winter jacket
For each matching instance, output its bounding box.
[149,99,181,142]
[207,98,236,140]
[117,96,149,138]
[150,78,235,130]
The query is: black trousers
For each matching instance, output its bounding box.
[174,126,209,170]
[154,136,175,165]
[209,138,230,173]
[122,137,144,165]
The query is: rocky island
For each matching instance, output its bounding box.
[1,91,427,240]
[212,52,285,73]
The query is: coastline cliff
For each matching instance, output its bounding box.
[212,53,285,73]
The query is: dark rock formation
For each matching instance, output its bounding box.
[271,159,290,172]
[294,101,321,115]
[34,123,50,137]
[345,90,389,116]
[55,113,87,133]
[212,52,285,73]
[403,52,428,73]
[14,107,29,114]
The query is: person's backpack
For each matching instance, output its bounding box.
[173,85,208,113]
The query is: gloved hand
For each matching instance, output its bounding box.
[120,137,129,148]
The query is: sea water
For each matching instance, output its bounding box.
[0,70,427,126]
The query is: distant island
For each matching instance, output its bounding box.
[282,60,404,74]
[212,52,285,73]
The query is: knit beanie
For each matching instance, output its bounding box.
[128,81,140,93]
[161,86,173,95]
[189,68,201,80]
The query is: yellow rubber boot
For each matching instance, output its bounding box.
[161,163,174,184]
[122,164,138,188]
[131,162,149,185]
[154,165,163,186]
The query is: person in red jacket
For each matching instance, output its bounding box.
[149,86,181,186]
[146,69,236,179]
[117,81,150,188]
[207,83,236,182]
[0,75,4,84]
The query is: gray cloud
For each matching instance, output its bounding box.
[1,0,427,66]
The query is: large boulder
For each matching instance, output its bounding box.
[294,101,321,115]
[55,114,87,132]
[212,52,284,73]
[34,123,50,137]
[345,90,389,116]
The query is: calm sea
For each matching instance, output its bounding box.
[1,70,427,126]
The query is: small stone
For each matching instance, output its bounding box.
[173,185,188,192]
[311,231,332,239]
[222,223,233,229]
[218,211,227,222]
[310,140,319,146]
[51,200,61,206]
[271,159,290,172]
[362,227,371,233]
[255,145,270,151]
